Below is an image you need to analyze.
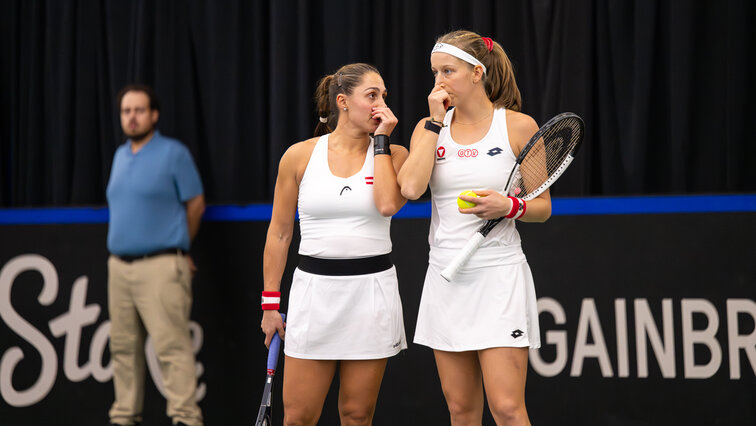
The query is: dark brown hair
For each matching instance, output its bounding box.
[116,84,160,112]
[313,63,379,136]
[436,30,521,111]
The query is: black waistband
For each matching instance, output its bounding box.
[298,254,392,276]
[114,248,186,263]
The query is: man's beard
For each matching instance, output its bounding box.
[125,125,154,142]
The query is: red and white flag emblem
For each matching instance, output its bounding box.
[365,176,374,185]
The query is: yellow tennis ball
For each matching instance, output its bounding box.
[457,190,479,209]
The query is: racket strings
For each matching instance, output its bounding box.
[510,118,583,198]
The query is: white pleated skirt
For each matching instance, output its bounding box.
[414,245,541,351]
[284,266,407,360]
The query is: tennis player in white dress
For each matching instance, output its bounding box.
[261,63,408,426]
[398,30,548,426]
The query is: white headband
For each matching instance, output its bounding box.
[431,43,487,75]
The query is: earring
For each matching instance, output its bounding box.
[343,107,347,111]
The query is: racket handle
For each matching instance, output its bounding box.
[267,313,285,372]
[440,233,486,282]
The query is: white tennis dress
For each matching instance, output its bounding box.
[284,135,407,360]
[413,108,541,351]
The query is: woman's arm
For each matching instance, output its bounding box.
[397,118,439,200]
[397,83,449,199]
[456,112,552,222]
[371,106,408,216]
[373,144,409,216]
[508,112,551,222]
[260,142,310,346]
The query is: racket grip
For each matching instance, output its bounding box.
[267,313,285,372]
[440,233,486,282]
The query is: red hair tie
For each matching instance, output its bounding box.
[481,37,494,52]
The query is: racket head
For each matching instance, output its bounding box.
[504,112,584,201]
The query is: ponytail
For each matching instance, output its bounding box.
[314,74,334,136]
[485,43,521,111]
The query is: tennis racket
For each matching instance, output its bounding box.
[254,313,285,426]
[440,112,584,281]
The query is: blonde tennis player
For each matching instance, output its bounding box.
[399,30,548,426]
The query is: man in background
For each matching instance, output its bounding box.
[106,84,205,426]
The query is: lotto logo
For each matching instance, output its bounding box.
[457,148,479,158]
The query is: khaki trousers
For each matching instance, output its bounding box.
[108,254,203,426]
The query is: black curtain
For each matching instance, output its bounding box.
[2,0,755,207]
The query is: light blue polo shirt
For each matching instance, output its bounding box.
[106,131,203,256]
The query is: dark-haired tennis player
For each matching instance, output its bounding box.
[261,63,408,426]
[398,30,548,425]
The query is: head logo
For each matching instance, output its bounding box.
[457,148,479,158]
[487,147,503,156]
[339,186,352,195]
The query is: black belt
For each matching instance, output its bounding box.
[114,248,186,263]
[298,254,392,276]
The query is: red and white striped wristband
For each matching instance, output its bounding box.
[504,196,527,220]
[261,291,281,310]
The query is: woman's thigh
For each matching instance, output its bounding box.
[283,356,337,425]
[337,358,388,414]
[478,347,529,410]
[434,350,485,417]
